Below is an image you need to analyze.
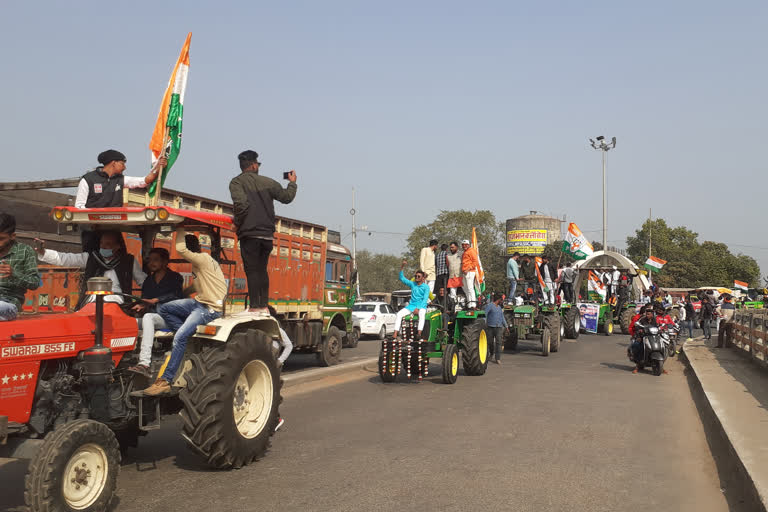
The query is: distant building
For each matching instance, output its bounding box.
[505,211,562,257]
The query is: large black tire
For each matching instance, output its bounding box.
[461,319,489,376]
[317,326,342,366]
[441,343,459,384]
[550,315,561,353]
[541,326,551,357]
[564,307,580,339]
[378,340,397,382]
[180,329,281,469]
[24,419,121,512]
[652,359,664,376]
[620,309,635,335]
[344,326,360,348]
[504,329,518,352]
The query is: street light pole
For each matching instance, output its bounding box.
[350,188,361,299]
[589,136,616,252]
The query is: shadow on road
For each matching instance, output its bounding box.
[600,362,636,372]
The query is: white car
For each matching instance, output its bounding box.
[352,301,397,339]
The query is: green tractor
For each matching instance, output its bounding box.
[378,308,489,384]
[502,303,562,356]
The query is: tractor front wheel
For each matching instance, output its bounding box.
[620,309,635,335]
[461,320,489,376]
[441,343,459,384]
[541,326,551,357]
[604,319,614,337]
[24,419,121,512]
[550,315,561,353]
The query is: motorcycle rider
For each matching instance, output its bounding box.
[630,307,669,375]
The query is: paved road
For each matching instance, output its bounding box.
[281,336,380,373]
[1,332,733,512]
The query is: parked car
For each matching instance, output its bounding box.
[351,302,397,339]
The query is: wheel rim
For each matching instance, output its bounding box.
[451,352,458,375]
[233,359,274,439]
[62,443,109,510]
[574,315,580,333]
[478,330,488,364]
[560,322,565,338]
[607,323,613,334]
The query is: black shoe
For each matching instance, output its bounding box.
[127,364,152,379]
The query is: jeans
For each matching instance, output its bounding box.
[630,339,644,364]
[685,319,694,339]
[702,319,712,339]
[240,237,273,308]
[136,313,167,366]
[488,326,504,361]
[157,299,221,382]
[435,274,448,294]
[0,300,18,321]
[508,279,517,300]
[561,282,573,303]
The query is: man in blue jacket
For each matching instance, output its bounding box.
[392,259,431,340]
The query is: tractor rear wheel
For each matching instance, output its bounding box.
[441,343,459,384]
[179,329,281,469]
[550,315,561,353]
[317,326,343,366]
[461,319,489,376]
[564,307,580,339]
[24,419,121,512]
[620,309,635,335]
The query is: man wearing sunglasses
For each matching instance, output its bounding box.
[392,259,431,340]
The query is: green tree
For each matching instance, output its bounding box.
[405,210,506,293]
[625,219,760,288]
[355,250,404,294]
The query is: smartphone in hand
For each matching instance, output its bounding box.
[283,171,290,180]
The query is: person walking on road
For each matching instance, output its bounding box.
[717,294,735,348]
[229,150,297,314]
[484,293,509,364]
[700,295,715,340]
[461,239,479,308]
[446,242,463,301]
[683,295,696,340]
[506,252,520,302]
[434,243,449,294]
[560,261,575,303]
[419,239,438,292]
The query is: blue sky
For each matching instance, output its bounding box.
[1,1,766,280]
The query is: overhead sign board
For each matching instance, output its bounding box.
[506,229,547,255]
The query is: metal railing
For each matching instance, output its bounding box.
[726,309,768,370]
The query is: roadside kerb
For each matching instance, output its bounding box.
[283,357,379,388]
[682,336,768,512]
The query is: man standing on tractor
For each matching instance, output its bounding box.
[446,241,462,301]
[143,229,227,395]
[419,239,438,292]
[75,150,166,251]
[539,255,556,305]
[392,259,430,340]
[229,150,297,315]
[506,252,520,302]
[127,248,185,378]
[35,230,146,310]
[434,243,449,295]
[461,239,479,308]
[560,261,575,303]
[0,213,39,321]
[520,255,536,301]
[484,293,508,364]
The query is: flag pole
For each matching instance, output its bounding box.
[152,128,170,206]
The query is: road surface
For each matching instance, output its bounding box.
[1,333,734,512]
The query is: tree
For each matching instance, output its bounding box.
[542,241,575,266]
[355,250,404,294]
[625,219,760,288]
[405,210,506,293]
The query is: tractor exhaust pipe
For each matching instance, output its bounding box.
[78,278,115,421]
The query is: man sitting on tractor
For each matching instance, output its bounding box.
[35,230,146,310]
[0,213,40,321]
[127,247,184,378]
[392,259,430,341]
[143,229,227,396]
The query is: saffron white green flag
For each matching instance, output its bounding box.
[588,271,607,301]
[734,280,749,291]
[562,223,594,260]
[644,256,666,273]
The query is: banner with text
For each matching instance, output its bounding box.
[507,229,548,255]
[577,303,600,334]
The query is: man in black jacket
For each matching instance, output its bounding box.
[229,150,297,313]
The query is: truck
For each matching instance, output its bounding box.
[0,185,357,366]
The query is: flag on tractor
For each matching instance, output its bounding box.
[644,255,666,273]
[588,270,607,301]
[562,222,594,260]
[734,280,749,291]
[534,257,549,293]
[148,32,191,197]
[471,227,486,294]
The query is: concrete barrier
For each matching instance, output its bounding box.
[725,309,768,370]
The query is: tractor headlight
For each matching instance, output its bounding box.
[144,209,157,220]
[53,208,65,221]
[524,313,531,318]
[63,209,73,221]
[157,208,169,220]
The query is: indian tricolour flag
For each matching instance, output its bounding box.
[534,257,549,292]
[148,32,191,197]
[644,255,666,273]
[562,222,594,260]
[734,280,749,291]
[588,271,607,301]
[471,227,486,294]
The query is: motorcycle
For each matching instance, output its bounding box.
[662,321,681,356]
[631,323,669,376]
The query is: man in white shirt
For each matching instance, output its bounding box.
[35,231,146,310]
[419,239,438,292]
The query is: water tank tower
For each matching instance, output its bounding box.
[505,211,562,256]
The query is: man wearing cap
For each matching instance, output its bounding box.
[229,150,297,314]
[75,150,166,251]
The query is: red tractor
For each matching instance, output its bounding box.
[0,205,283,512]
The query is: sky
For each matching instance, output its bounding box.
[1,1,766,281]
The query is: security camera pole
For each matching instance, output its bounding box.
[589,136,617,251]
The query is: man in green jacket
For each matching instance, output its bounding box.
[229,150,297,314]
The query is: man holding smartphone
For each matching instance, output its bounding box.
[229,150,297,314]
[0,213,40,321]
